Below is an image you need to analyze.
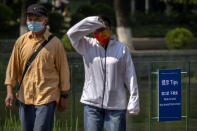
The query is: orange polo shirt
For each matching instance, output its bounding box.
[5,29,70,105]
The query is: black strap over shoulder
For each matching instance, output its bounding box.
[17,34,54,89]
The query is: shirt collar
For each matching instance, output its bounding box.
[28,28,51,41]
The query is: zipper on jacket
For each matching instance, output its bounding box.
[101,47,107,109]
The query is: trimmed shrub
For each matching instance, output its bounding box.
[165,28,194,49]
[61,34,74,52]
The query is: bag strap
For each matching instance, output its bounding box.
[17,34,54,89]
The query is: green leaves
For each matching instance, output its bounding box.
[61,34,74,52]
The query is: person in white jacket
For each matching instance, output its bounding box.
[67,15,139,131]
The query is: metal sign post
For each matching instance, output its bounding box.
[149,62,190,131]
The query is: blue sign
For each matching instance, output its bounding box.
[158,69,181,121]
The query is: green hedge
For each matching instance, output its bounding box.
[165,27,194,49]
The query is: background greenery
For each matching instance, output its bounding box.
[0,0,197,39]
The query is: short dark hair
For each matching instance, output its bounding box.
[98,15,111,28]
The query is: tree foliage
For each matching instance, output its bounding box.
[163,0,197,4]
[48,12,65,33]
[0,3,13,31]
[70,3,115,26]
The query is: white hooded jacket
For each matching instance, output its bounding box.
[67,16,140,114]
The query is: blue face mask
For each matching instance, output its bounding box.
[27,21,44,32]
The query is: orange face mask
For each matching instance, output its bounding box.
[93,30,110,45]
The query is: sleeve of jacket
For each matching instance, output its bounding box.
[66,16,104,55]
[124,47,140,115]
[4,40,21,87]
[55,39,70,92]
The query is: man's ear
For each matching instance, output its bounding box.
[43,17,48,25]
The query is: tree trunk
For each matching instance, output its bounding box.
[20,0,28,35]
[164,0,171,16]
[114,0,135,51]
[183,0,189,13]
[131,0,135,15]
[145,0,149,14]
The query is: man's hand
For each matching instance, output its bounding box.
[5,85,14,109]
[57,97,67,112]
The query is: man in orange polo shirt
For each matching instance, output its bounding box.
[4,3,70,131]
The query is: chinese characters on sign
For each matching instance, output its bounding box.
[158,69,181,121]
